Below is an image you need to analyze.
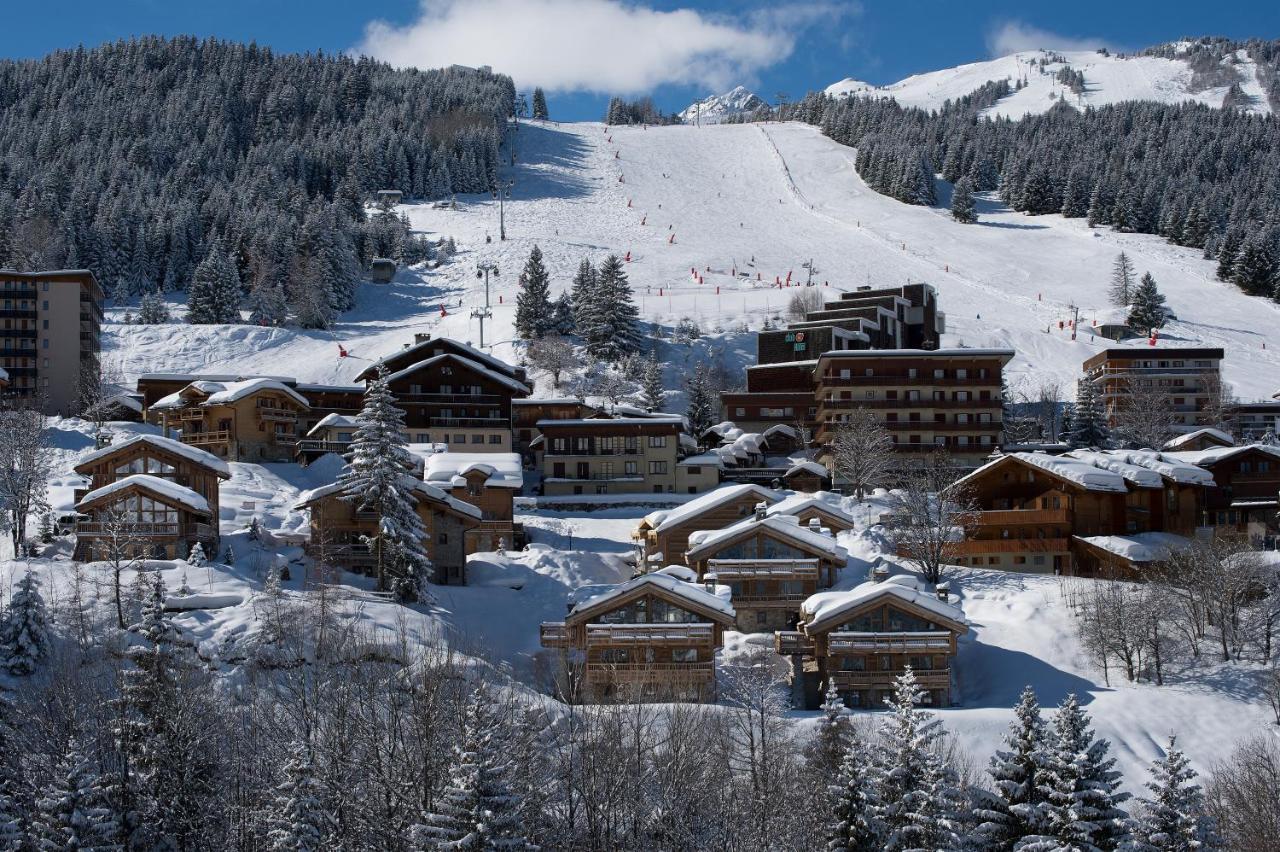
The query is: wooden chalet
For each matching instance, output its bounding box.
[1162,444,1280,539]
[775,580,967,709]
[539,571,736,703]
[149,378,310,462]
[71,434,231,561]
[295,413,358,466]
[1162,428,1235,453]
[1071,532,1195,577]
[423,452,526,552]
[295,477,482,586]
[633,483,782,569]
[512,398,593,465]
[684,511,847,632]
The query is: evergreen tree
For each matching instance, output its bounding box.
[267,737,334,851]
[531,88,548,120]
[1025,694,1130,851]
[135,290,170,324]
[409,687,529,849]
[684,364,718,440]
[1127,737,1221,852]
[514,244,553,339]
[1068,379,1111,449]
[585,255,642,361]
[549,292,575,336]
[1231,236,1277,296]
[247,278,288,327]
[33,744,120,850]
[337,367,431,599]
[951,177,977,223]
[0,691,33,849]
[1127,272,1167,334]
[1109,252,1136,306]
[569,257,599,338]
[640,351,665,412]
[825,740,882,852]
[974,686,1051,849]
[808,680,856,819]
[1215,229,1242,281]
[187,241,242,324]
[0,569,48,676]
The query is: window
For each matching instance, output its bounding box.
[735,407,746,417]
[908,368,917,379]
[649,461,668,474]
[625,461,638,475]
[600,462,613,478]
[437,532,449,545]
[573,437,590,453]
[471,435,484,444]
[489,435,502,444]
[552,438,567,453]
[840,369,851,379]
[672,648,697,663]
[756,611,768,625]
[648,435,667,448]
[933,369,944,379]
[956,369,967,379]
[686,466,701,474]
[452,434,465,444]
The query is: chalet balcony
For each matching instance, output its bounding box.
[257,407,298,422]
[948,537,1072,555]
[775,630,815,655]
[831,668,951,690]
[180,430,230,446]
[705,559,819,580]
[296,439,351,455]
[584,623,715,647]
[584,661,715,684]
[540,622,572,647]
[976,508,1071,526]
[179,408,206,421]
[827,631,954,654]
[0,309,37,319]
[397,392,506,405]
[819,398,1001,411]
[429,417,508,428]
[76,521,215,541]
[817,375,1002,388]
[305,542,376,569]
[730,594,811,607]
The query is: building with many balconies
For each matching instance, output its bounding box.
[0,269,103,414]
[1081,347,1225,434]
[149,378,310,462]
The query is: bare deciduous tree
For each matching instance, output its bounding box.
[1207,735,1280,852]
[525,334,576,390]
[0,394,52,556]
[828,407,894,501]
[785,287,824,322]
[890,451,979,585]
[1113,377,1178,449]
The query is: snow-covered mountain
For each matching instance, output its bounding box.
[826,47,1272,119]
[678,85,765,124]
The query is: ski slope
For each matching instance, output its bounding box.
[102,119,1280,403]
[826,48,1273,119]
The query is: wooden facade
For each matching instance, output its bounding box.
[152,379,310,463]
[540,573,736,703]
[74,476,218,561]
[512,398,593,464]
[775,583,967,709]
[539,416,690,496]
[1164,445,1280,540]
[423,453,525,553]
[634,484,781,568]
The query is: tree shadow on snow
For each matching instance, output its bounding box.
[504,122,595,201]
[976,220,1049,231]
[957,638,1105,709]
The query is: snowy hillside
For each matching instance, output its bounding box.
[103,119,1280,404]
[826,47,1273,119]
[678,85,765,124]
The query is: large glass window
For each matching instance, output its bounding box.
[113,457,176,479]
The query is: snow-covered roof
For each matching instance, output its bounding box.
[424,452,524,490]
[88,393,144,415]
[364,337,523,382]
[1073,532,1194,564]
[686,514,847,561]
[1162,428,1234,450]
[786,460,829,479]
[569,571,735,620]
[152,378,309,410]
[956,452,1130,493]
[1162,444,1280,467]
[817,347,1016,360]
[293,475,482,519]
[677,453,724,468]
[511,397,584,406]
[762,423,799,441]
[766,494,854,527]
[652,483,781,533]
[536,415,684,428]
[306,413,357,436]
[802,580,966,633]
[1107,450,1216,486]
[74,434,232,478]
[384,353,531,395]
[1064,449,1165,489]
[76,474,211,516]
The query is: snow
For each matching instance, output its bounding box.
[1101,449,1217,486]
[678,86,765,124]
[293,474,482,520]
[1063,449,1166,489]
[958,452,1130,493]
[73,433,232,478]
[384,352,531,395]
[650,483,781,533]
[1162,427,1235,450]
[802,578,966,630]
[1074,532,1195,563]
[826,48,1272,120]
[152,378,310,410]
[685,513,847,560]
[306,412,357,435]
[785,460,829,478]
[766,492,854,526]
[677,453,723,467]
[1162,444,1280,466]
[76,473,211,515]
[424,452,524,489]
[566,570,735,619]
[360,335,524,382]
[535,416,683,427]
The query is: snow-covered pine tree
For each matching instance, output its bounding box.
[33,743,120,850]
[640,351,665,412]
[247,276,288,327]
[337,366,431,599]
[951,177,977,223]
[825,739,882,852]
[0,690,33,849]
[1127,736,1221,852]
[550,292,575,336]
[514,244,553,339]
[586,255,642,361]
[1068,378,1110,449]
[1109,252,1136,306]
[1024,694,1130,851]
[569,257,599,338]
[188,541,206,568]
[186,241,242,324]
[0,569,49,676]
[870,669,965,851]
[1231,236,1276,297]
[409,687,528,849]
[684,365,718,440]
[1214,228,1242,282]
[973,685,1051,849]
[136,290,170,324]
[531,88,548,120]
[1127,272,1167,334]
[807,680,855,817]
[267,737,334,851]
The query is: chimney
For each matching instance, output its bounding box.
[935,582,951,602]
[754,502,767,521]
[871,562,890,583]
[808,517,821,533]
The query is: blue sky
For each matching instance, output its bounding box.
[3,1,1277,120]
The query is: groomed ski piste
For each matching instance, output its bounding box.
[37,115,1280,790]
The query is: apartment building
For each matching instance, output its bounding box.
[814,349,1013,471]
[720,361,821,436]
[1081,347,1226,434]
[0,269,103,414]
[538,415,690,496]
[149,378,310,462]
[512,397,594,464]
[1233,400,1280,441]
[423,452,525,552]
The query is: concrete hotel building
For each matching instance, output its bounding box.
[0,269,103,414]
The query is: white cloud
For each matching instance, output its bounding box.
[356,0,854,94]
[987,20,1116,57]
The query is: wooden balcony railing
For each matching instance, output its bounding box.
[831,668,951,689]
[585,623,714,646]
[430,417,508,428]
[827,631,954,653]
[584,661,715,684]
[730,594,811,607]
[540,622,571,647]
[296,439,351,455]
[179,408,205,421]
[818,375,1002,388]
[948,537,1071,555]
[706,559,819,580]
[180,430,230,446]
[775,630,815,655]
[257,407,298,422]
[976,508,1071,526]
[76,521,215,540]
